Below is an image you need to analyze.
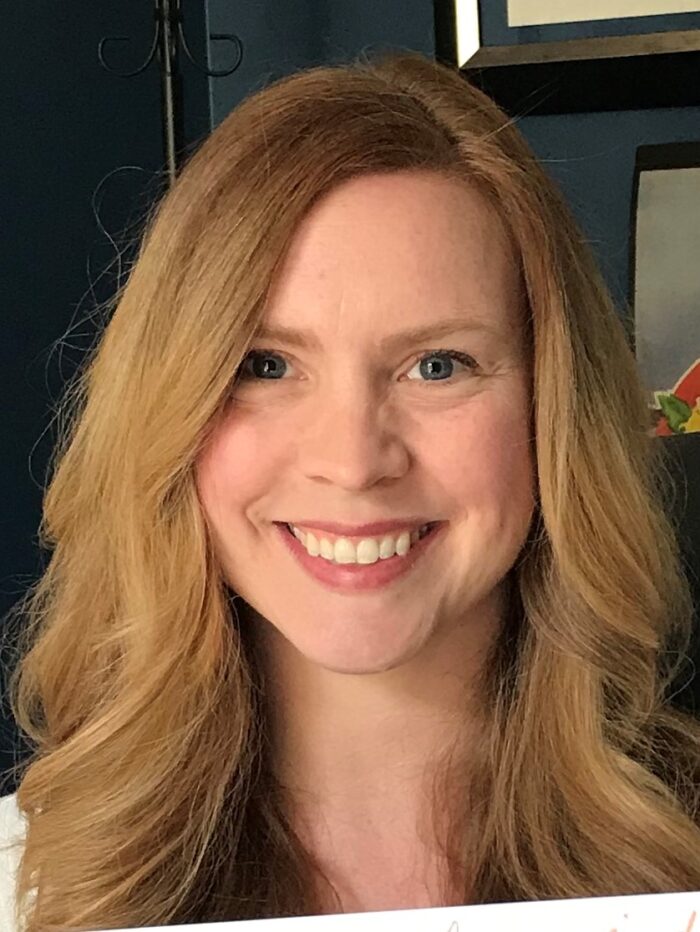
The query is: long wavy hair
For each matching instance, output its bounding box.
[2,49,699,930]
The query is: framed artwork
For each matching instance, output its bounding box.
[433,1,700,113]
[629,141,700,437]
[508,1,700,26]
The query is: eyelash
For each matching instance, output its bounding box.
[235,347,479,384]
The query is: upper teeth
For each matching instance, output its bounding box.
[290,524,432,564]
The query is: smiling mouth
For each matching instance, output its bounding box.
[272,517,446,590]
[277,520,441,565]
[283,521,438,541]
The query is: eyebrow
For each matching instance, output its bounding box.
[253,316,502,351]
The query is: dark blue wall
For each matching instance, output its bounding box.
[205,0,434,123]
[0,2,210,792]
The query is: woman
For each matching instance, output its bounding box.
[1,49,698,930]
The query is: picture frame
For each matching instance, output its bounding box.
[628,140,700,437]
[433,1,700,114]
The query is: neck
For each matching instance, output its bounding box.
[245,584,507,845]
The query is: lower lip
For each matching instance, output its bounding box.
[274,522,444,592]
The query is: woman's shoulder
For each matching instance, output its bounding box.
[0,792,27,932]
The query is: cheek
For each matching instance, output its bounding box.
[428,391,535,519]
[194,412,291,525]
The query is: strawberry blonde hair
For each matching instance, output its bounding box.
[3,50,699,929]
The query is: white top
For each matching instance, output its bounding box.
[0,793,27,932]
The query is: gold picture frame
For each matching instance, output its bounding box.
[433,0,700,113]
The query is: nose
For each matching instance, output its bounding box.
[297,379,410,491]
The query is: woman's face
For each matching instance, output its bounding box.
[195,170,536,674]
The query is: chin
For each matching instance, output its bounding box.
[293,624,431,675]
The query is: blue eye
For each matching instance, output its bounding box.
[235,348,478,384]
[407,350,478,382]
[237,350,288,381]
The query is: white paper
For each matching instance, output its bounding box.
[106,891,698,931]
[507,0,700,26]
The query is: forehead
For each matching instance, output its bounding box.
[261,171,523,347]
